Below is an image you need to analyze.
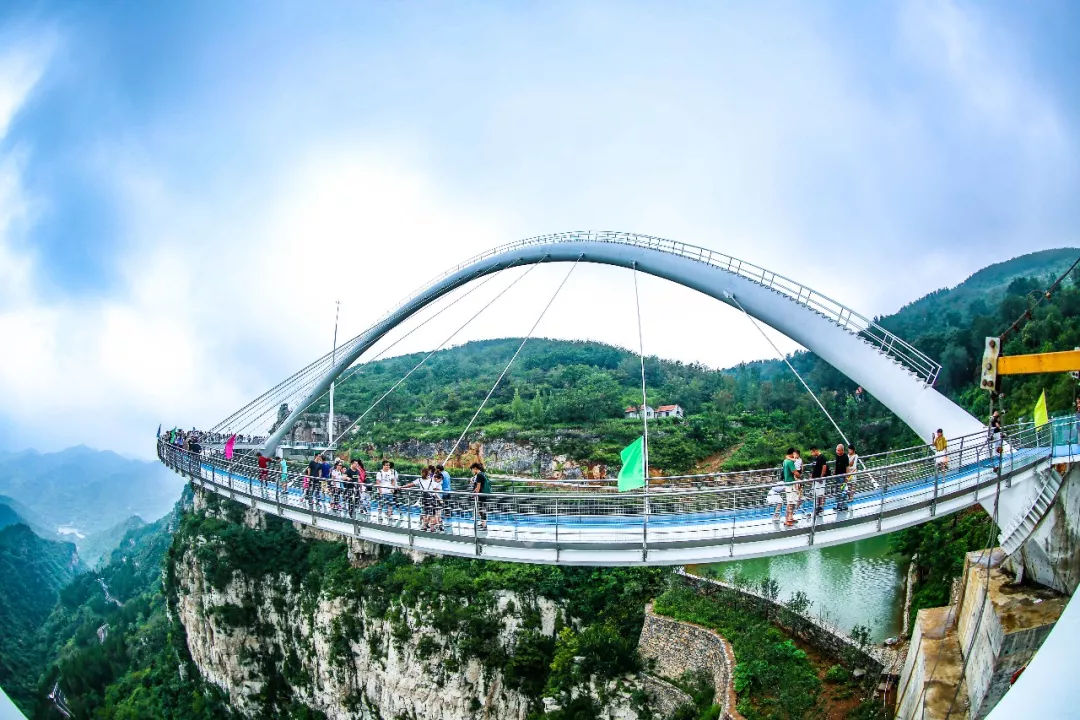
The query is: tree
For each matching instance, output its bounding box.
[510,388,527,424]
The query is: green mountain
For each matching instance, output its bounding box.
[0,447,185,537]
[31,494,233,720]
[76,516,147,570]
[0,497,61,542]
[0,503,21,532]
[0,525,82,713]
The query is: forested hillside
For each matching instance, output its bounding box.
[319,248,1080,475]
[0,446,185,536]
[0,524,82,712]
[31,497,233,720]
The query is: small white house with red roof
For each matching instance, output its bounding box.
[624,405,655,419]
[655,404,684,419]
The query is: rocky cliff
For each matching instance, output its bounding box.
[378,437,609,480]
[169,490,661,719]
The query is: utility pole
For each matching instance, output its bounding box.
[329,300,340,456]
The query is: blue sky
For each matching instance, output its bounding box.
[0,1,1077,453]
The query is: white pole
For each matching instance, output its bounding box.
[329,300,340,455]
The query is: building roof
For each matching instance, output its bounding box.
[625,405,653,412]
[657,404,681,412]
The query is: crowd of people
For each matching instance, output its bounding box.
[765,443,860,527]
[161,400,1080,535]
[260,452,493,532]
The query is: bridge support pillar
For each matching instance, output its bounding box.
[895,549,1067,720]
[1016,463,1080,595]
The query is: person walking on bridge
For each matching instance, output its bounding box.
[471,462,491,531]
[376,460,399,523]
[846,445,859,500]
[833,444,850,511]
[1073,397,1080,446]
[782,449,801,527]
[933,429,949,471]
[809,446,828,517]
[437,464,451,531]
[305,454,321,508]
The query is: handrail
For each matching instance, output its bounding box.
[193,418,1035,490]
[157,417,1067,553]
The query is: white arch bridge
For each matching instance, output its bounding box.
[159,231,1080,565]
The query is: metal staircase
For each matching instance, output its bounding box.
[1000,464,1063,555]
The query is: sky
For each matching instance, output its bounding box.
[0,0,1077,455]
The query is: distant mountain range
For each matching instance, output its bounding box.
[0,446,185,537]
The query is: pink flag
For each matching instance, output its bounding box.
[224,434,236,460]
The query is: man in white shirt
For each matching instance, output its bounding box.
[375,460,399,522]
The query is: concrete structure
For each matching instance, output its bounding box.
[1014,463,1080,595]
[895,549,1067,719]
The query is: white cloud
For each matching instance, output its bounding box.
[0,4,1076,455]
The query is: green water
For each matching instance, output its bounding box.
[694,534,907,641]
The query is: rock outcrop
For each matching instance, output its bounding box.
[172,491,652,720]
[379,438,609,480]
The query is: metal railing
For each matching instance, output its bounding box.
[158,418,1069,552]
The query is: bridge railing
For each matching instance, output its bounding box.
[370,230,942,386]
[158,418,1065,548]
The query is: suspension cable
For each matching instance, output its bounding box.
[321,267,503,400]
[632,262,651,483]
[728,293,855,451]
[220,266,499,438]
[329,262,538,447]
[442,256,581,467]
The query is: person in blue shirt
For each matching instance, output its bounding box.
[437,464,452,530]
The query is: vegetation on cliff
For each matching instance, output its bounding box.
[182,492,669,717]
[0,523,82,713]
[31,498,234,720]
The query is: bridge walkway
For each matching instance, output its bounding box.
[160,417,1078,566]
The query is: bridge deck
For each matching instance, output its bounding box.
[160,420,1078,565]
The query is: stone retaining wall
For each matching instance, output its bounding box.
[638,675,694,717]
[638,603,744,720]
[675,570,891,675]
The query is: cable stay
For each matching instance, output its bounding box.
[632,262,651,502]
[319,267,507,402]
[442,256,582,467]
[216,265,502,439]
[329,261,543,447]
[726,293,873,478]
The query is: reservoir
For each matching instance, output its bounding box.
[691,533,906,641]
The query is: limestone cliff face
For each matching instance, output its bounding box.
[173,557,535,718]
[171,498,644,720]
[379,438,609,480]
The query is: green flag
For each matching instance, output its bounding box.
[1033,390,1049,428]
[618,436,646,491]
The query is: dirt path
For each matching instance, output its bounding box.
[692,443,744,474]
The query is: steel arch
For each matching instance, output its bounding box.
[264,231,982,454]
